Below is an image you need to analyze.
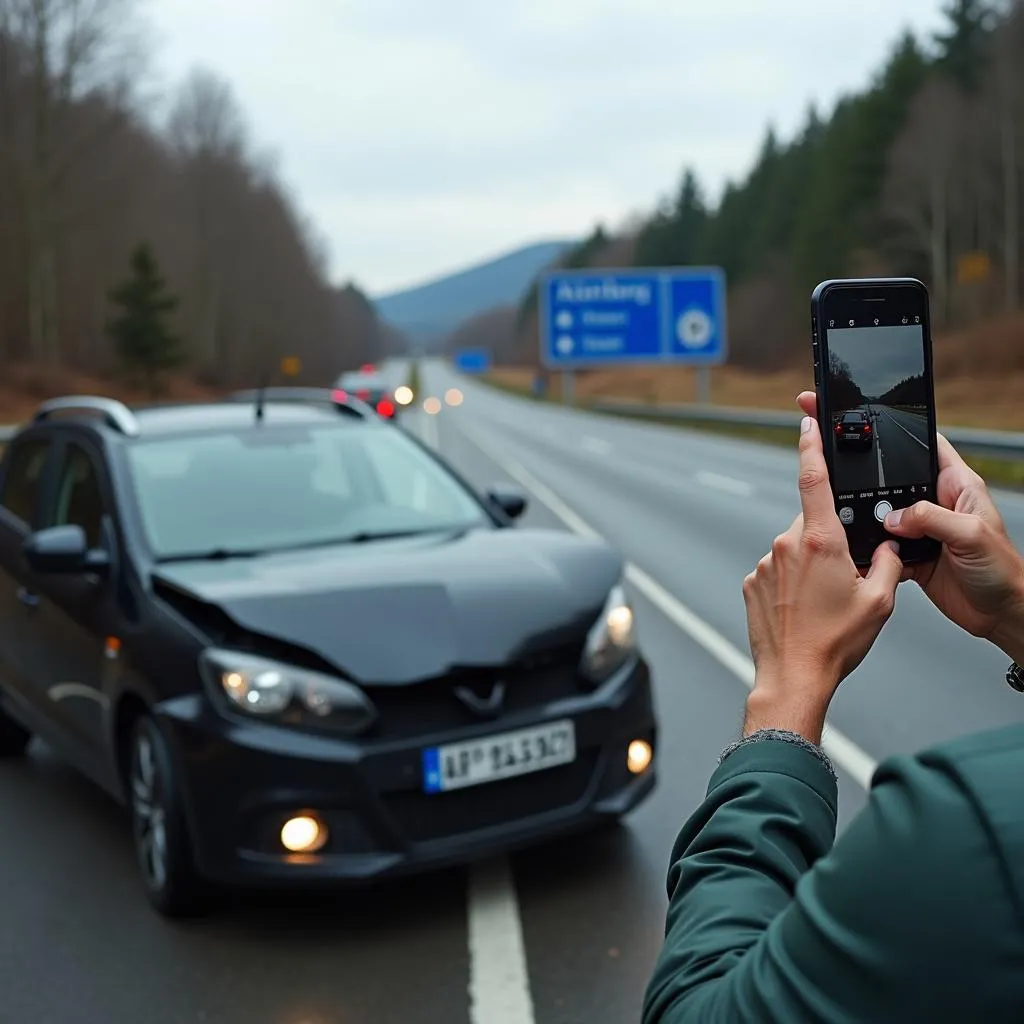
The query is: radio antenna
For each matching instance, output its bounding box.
[254,364,271,424]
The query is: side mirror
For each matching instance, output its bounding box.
[486,484,527,520]
[23,525,109,575]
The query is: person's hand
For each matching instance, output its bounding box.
[796,392,1024,664]
[742,415,903,743]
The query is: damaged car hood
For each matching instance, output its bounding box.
[152,527,622,683]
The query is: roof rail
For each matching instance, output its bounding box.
[33,395,140,436]
[227,387,373,419]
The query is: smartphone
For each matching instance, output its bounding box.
[810,278,940,568]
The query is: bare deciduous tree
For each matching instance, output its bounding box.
[0,0,143,363]
[882,78,969,326]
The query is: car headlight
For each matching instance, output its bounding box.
[199,649,377,734]
[579,584,636,685]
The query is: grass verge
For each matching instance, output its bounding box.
[483,375,1024,491]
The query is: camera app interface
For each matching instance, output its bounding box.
[825,322,934,529]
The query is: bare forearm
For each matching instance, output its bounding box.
[743,677,832,746]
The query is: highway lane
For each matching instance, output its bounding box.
[2,358,1021,1024]
[418,361,1024,761]
[407,360,1024,1020]
[832,403,931,491]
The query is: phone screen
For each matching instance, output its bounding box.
[814,280,939,566]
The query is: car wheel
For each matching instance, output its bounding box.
[128,715,209,918]
[0,706,31,758]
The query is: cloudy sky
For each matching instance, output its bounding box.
[145,0,946,297]
[829,326,927,396]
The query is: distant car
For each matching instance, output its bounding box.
[834,410,873,450]
[0,389,657,917]
[335,369,399,421]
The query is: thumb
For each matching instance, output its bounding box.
[885,501,977,549]
[865,539,902,600]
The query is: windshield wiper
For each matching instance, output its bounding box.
[333,527,461,545]
[156,547,265,564]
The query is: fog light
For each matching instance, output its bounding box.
[627,739,653,775]
[281,815,327,853]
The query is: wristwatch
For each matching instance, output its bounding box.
[1008,663,1024,692]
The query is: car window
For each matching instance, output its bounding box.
[126,423,488,559]
[0,439,51,526]
[52,443,106,548]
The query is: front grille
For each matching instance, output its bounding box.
[365,653,585,741]
[385,749,601,844]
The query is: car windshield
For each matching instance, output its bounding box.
[842,413,865,423]
[126,422,489,559]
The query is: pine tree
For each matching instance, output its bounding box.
[934,0,998,92]
[107,244,184,397]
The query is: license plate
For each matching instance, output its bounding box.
[845,433,859,440]
[422,720,576,793]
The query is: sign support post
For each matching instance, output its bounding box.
[562,371,574,406]
[696,365,711,405]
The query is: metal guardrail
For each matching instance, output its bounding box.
[584,398,1024,463]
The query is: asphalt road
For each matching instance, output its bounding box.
[833,404,931,491]
[2,360,1023,1024]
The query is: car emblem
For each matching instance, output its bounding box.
[454,680,506,719]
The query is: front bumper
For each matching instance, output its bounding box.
[157,657,656,886]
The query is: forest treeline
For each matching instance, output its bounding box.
[0,0,398,391]
[455,0,1024,373]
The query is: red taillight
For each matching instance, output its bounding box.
[331,388,347,402]
[377,398,395,417]
[864,424,871,433]
[835,424,843,434]
[361,364,376,373]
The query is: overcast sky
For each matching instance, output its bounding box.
[146,1,947,297]
[828,326,926,396]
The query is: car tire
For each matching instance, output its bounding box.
[128,715,210,919]
[0,706,31,758]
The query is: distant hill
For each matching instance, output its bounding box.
[372,239,575,347]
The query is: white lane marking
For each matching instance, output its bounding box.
[880,408,929,449]
[694,470,754,497]
[875,417,886,488]
[420,405,538,1024]
[459,420,879,791]
[467,857,536,1024]
[580,436,611,456]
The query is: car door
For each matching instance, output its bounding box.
[27,435,120,761]
[0,432,59,727]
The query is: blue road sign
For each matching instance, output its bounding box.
[453,348,492,374]
[539,266,727,369]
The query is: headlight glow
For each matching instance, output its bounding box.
[199,649,377,733]
[580,584,636,685]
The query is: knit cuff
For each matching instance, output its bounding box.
[719,728,837,781]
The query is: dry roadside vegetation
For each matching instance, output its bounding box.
[487,313,1024,432]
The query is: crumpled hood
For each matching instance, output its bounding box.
[152,528,622,683]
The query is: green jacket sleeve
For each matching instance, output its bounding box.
[642,736,1022,1023]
